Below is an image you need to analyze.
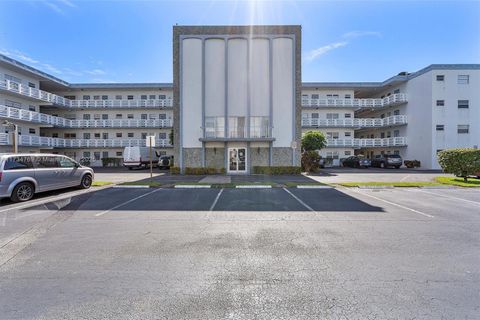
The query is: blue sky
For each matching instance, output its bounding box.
[0,0,479,83]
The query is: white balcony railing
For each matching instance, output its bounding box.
[204,116,272,139]
[0,133,172,148]
[0,105,172,128]
[302,93,407,109]
[326,137,407,148]
[0,80,173,108]
[302,115,407,128]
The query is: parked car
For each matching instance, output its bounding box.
[0,154,94,202]
[157,155,174,169]
[371,154,403,169]
[342,156,371,168]
[123,146,158,170]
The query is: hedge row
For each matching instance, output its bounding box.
[437,148,480,180]
[170,167,226,175]
[252,166,302,175]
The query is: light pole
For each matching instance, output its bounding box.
[2,120,18,154]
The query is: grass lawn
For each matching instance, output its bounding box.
[119,181,163,187]
[284,181,328,188]
[339,181,440,187]
[435,176,480,187]
[92,181,113,186]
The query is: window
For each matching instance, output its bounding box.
[141,114,148,120]
[458,100,469,109]
[326,151,339,159]
[64,133,76,139]
[115,95,122,100]
[101,95,108,100]
[29,105,36,111]
[393,130,400,137]
[93,95,100,100]
[83,95,90,100]
[159,113,167,120]
[83,152,91,158]
[394,150,400,155]
[5,74,22,84]
[380,132,385,138]
[326,132,339,139]
[83,133,91,139]
[159,132,167,139]
[28,128,36,134]
[326,94,339,99]
[344,132,351,137]
[127,95,134,100]
[387,131,391,138]
[159,95,166,99]
[116,132,122,138]
[436,100,445,106]
[393,89,400,94]
[311,113,319,119]
[458,75,469,84]
[94,114,101,120]
[311,94,319,99]
[149,95,156,100]
[4,156,33,170]
[394,110,400,116]
[436,75,445,81]
[326,113,339,120]
[127,132,134,138]
[102,114,108,120]
[127,114,134,119]
[141,95,148,100]
[28,82,36,88]
[436,125,444,131]
[149,114,156,119]
[102,151,109,159]
[344,113,351,118]
[83,114,91,120]
[344,151,351,156]
[52,133,58,138]
[345,94,351,99]
[94,133,100,138]
[457,125,469,134]
[116,151,122,157]
[37,156,60,168]
[5,100,21,108]
[115,114,123,119]
[387,112,391,117]
[58,157,76,168]
[64,95,75,100]
[141,133,147,139]
[94,152,101,161]
[102,133,108,139]
[380,114,385,119]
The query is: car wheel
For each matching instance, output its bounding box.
[11,182,34,202]
[80,174,92,189]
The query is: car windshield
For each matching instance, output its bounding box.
[388,155,401,158]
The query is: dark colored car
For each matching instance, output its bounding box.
[157,155,174,169]
[342,156,371,168]
[371,154,402,169]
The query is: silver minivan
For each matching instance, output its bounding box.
[0,154,94,202]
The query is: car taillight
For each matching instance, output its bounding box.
[0,172,2,182]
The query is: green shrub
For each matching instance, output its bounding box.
[437,149,480,181]
[252,166,302,175]
[404,160,421,168]
[302,131,327,151]
[101,157,122,167]
[301,150,321,173]
[170,166,181,174]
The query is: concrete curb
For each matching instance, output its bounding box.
[358,186,395,189]
[113,185,151,189]
[236,185,272,189]
[174,185,211,189]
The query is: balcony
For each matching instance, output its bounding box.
[302,115,407,128]
[0,80,173,108]
[302,93,407,109]
[326,137,407,148]
[202,116,273,141]
[0,105,172,128]
[0,133,172,148]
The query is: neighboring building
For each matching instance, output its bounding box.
[0,25,478,171]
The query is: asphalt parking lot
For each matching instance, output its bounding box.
[1,186,479,319]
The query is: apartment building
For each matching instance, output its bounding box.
[0,25,478,171]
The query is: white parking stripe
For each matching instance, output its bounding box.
[413,189,480,206]
[349,188,434,218]
[282,188,315,212]
[209,188,224,212]
[94,189,161,217]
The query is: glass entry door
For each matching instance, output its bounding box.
[228,148,247,173]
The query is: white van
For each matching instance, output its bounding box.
[123,147,158,170]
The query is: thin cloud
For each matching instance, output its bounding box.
[41,63,63,75]
[41,0,78,15]
[85,69,107,76]
[304,41,348,62]
[304,30,382,62]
